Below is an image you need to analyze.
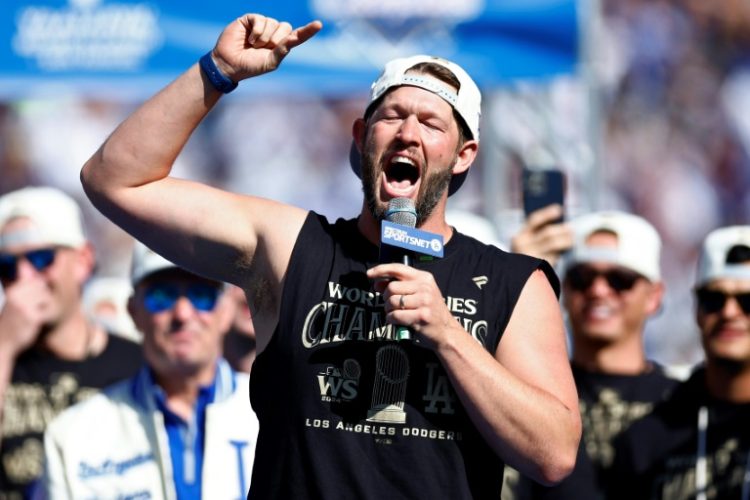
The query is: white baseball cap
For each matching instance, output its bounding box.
[129,240,179,286]
[350,55,482,196]
[368,55,481,141]
[695,225,750,287]
[564,211,662,282]
[0,186,86,250]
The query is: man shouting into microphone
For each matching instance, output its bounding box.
[80,13,580,499]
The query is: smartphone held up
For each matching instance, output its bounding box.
[521,168,566,223]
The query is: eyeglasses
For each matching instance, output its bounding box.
[143,282,221,313]
[695,288,750,315]
[0,248,57,281]
[565,265,643,293]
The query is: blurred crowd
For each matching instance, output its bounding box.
[599,0,750,367]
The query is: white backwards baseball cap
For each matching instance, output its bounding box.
[564,211,662,282]
[0,186,87,251]
[350,55,482,196]
[130,240,180,286]
[695,225,750,287]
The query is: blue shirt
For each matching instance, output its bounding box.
[150,369,217,500]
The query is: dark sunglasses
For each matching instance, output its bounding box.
[695,288,750,315]
[143,282,222,313]
[0,248,57,281]
[565,265,643,293]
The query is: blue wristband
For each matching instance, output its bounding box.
[199,51,238,94]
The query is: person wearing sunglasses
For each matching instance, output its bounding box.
[609,225,750,500]
[42,241,258,499]
[509,210,679,500]
[0,186,143,499]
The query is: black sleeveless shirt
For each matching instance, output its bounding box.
[249,213,558,500]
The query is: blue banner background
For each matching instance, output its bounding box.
[1,0,579,99]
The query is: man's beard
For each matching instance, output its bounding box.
[361,144,454,226]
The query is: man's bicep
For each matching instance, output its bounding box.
[497,269,577,410]
[108,177,306,286]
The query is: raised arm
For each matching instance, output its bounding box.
[80,14,322,290]
[368,265,581,485]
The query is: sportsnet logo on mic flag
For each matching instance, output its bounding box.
[381,221,444,258]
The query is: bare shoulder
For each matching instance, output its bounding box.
[520,268,559,305]
[502,268,563,345]
[497,268,566,368]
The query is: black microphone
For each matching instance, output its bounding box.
[381,197,417,341]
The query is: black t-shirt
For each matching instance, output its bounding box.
[0,334,143,499]
[249,213,558,500]
[513,363,678,500]
[574,363,680,470]
[609,367,750,500]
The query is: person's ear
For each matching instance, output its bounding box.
[452,139,478,176]
[645,281,665,316]
[74,243,96,284]
[352,118,367,153]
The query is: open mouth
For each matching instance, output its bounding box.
[384,155,420,190]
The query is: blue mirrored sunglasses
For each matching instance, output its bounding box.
[0,248,57,281]
[143,282,221,313]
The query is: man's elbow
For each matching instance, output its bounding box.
[80,151,123,209]
[80,155,103,197]
[534,422,581,486]
[535,449,577,486]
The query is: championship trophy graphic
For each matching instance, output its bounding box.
[367,345,410,424]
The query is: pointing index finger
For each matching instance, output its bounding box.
[282,20,323,51]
